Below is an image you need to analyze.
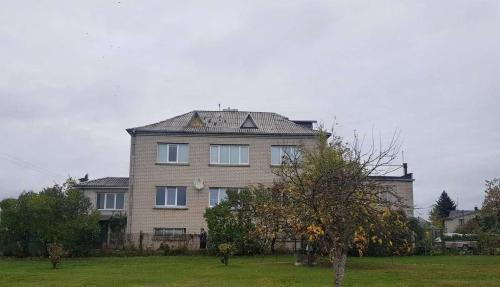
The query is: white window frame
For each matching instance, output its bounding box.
[271,145,300,166]
[157,143,189,164]
[209,187,244,207]
[210,145,249,165]
[155,186,187,208]
[97,193,124,210]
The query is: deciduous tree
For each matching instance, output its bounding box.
[0,178,100,257]
[265,131,405,287]
[480,178,500,233]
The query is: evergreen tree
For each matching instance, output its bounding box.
[435,190,457,219]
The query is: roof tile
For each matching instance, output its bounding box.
[127,110,319,136]
[76,177,129,188]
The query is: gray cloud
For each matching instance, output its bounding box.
[1,1,499,218]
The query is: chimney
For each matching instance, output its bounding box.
[403,163,408,176]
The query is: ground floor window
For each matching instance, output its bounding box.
[154,228,186,237]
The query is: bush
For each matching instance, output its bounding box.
[0,178,100,257]
[218,243,234,266]
[203,189,265,255]
[363,210,413,257]
[477,232,500,255]
[158,242,170,256]
[170,245,189,256]
[48,243,65,269]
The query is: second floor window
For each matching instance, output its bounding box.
[97,193,124,210]
[157,143,189,164]
[156,186,187,207]
[210,145,249,165]
[271,146,300,165]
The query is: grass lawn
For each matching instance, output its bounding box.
[0,255,499,287]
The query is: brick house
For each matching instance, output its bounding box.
[77,109,414,248]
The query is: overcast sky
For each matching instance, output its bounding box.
[1,1,499,218]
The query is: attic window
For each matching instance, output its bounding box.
[188,112,204,128]
[240,114,258,129]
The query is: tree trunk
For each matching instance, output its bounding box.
[271,237,276,254]
[332,249,347,287]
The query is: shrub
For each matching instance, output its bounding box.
[204,189,265,255]
[159,242,170,256]
[0,178,100,257]
[218,243,234,266]
[48,243,65,269]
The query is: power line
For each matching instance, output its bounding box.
[0,152,65,178]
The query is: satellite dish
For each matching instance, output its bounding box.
[193,178,204,191]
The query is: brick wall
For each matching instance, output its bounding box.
[127,134,316,237]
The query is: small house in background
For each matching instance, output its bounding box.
[76,177,128,245]
[444,209,479,233]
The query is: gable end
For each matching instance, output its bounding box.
[240,114,258,129]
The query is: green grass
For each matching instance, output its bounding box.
[0,255,499,286]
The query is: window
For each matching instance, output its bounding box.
[381,192,391,202]
[154,228,186,237]
[271,146,300,165]
[209,188,227,207]
[155,187,187,207]
[157,143,189,163]
[210,145,249,165]
[96,193,124,210]
[209,187,245,207]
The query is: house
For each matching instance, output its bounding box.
[76,177,128,244]
[77,109,414,248]
[444,209,478,233]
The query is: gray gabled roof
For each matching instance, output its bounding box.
[126,110,322,136]
[75,177,129,189]
[446,210,478,220]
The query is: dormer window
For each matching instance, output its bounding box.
[187,112,204,128]
[240,114,258,129]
